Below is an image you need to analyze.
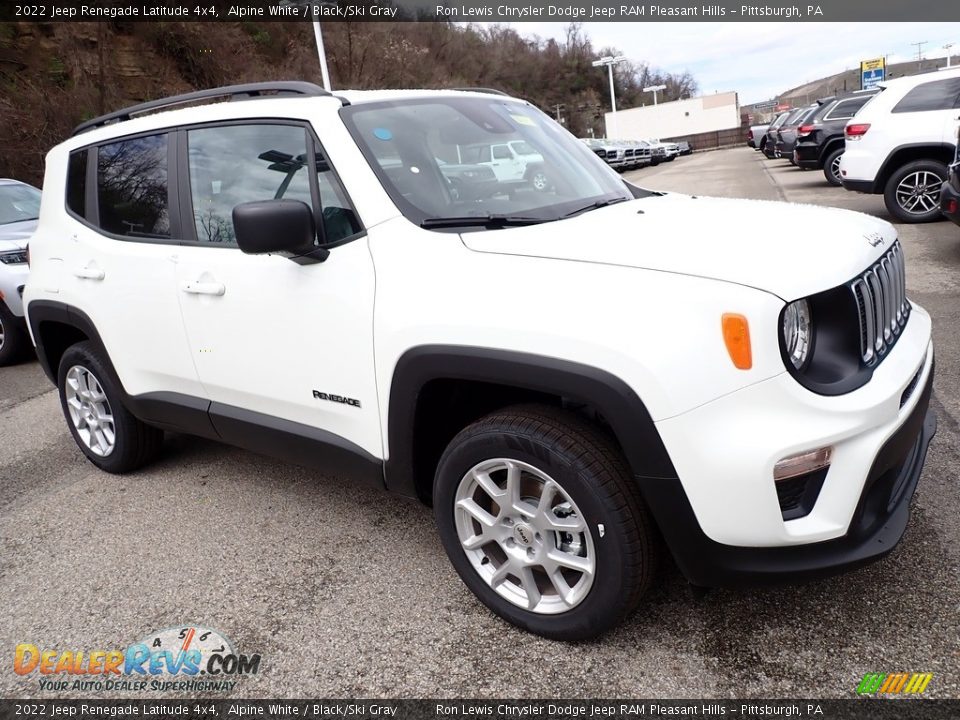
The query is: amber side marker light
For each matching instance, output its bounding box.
[722,313,752,370]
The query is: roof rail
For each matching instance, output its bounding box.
[72,81,331,137]
[449,87,512,97]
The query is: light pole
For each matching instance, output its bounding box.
[643,84,667,106]
[312,20,332,91]
[945,43,955,68]
[592,55,627,137]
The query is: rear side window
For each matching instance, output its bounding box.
[892,78,960,113]
[66,150,86,217]
[824,96,872,121]
[96,134,170,238]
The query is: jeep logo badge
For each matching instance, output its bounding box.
[513,524,534,546]
[865,232,885,247]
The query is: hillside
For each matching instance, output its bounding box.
[0,21,697,187]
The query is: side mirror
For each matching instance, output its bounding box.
[232,200,329,264]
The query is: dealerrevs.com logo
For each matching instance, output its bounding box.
[13,626,261,693]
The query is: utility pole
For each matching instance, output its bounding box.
[312,21,332,91]
[552,104,565,123]
[911,40,928,64]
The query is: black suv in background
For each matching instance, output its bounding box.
[794,90,880,185]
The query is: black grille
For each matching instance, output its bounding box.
[776,468,828,521]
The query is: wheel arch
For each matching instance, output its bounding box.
[819,137,845,164]
[26,300,115,386]
[876,143,954,192]
[384,346,678,505]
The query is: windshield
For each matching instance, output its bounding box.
[341,97,636,229]
[0,183,41,225]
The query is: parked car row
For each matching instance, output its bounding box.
[756,66,960,224]
[581,136,691,172]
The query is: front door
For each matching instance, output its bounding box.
[172,121,382,462]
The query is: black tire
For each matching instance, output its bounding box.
[57,341,163,473]
[433,404,655,640]
[0,303,28,366]
[822,148,844,186]
[883,159,948,223]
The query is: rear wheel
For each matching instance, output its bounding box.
[823,148,844,186]
[57,342,163,473]
[884,160,947,223]
[433,404,655,640]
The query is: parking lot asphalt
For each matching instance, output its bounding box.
[1,147,958,700]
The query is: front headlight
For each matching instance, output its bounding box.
[782,299,812,370]
[0,249,28,265]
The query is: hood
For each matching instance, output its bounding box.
[0,219,37,251]
[460,194,897,301]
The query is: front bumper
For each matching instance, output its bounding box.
[649,306,935,587]
[648,375,935,587]
[0,261,29,317]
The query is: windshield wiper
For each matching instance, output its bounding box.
[420,214,545,229]
[561,197,630,219]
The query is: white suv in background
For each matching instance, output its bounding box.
[24,83,936,640]
[840,67,960,222]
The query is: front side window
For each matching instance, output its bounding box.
[187,124,359,245]
[341,97,636,227]
[96,134,170,238]
[893,78,960,113]
[0,183,41,225]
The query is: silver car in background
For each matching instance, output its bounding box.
[0,179,40,365]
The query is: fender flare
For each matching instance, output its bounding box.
[383,345,679,500]
[875,142,955,192]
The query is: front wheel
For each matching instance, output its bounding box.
[884,160,948,223]
[433,405,655,640]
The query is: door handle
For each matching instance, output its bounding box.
[180,280,225,296]
[73,266,105,281]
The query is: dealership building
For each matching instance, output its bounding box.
[603,91,742,147]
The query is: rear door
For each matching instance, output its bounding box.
[58,133,203,400]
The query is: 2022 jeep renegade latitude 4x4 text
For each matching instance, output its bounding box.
[24,83,936,640]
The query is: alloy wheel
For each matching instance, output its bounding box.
[532,172,548,191]
[895,170,943,216]
[830,154,843,183]
[64,365,116,457]
[0,313,4,351]
[454,458,595,614]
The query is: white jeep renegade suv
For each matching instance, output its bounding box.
[840,66,960,223]
[25,83,936,639]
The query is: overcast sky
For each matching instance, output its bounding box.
[490,22,960,103]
